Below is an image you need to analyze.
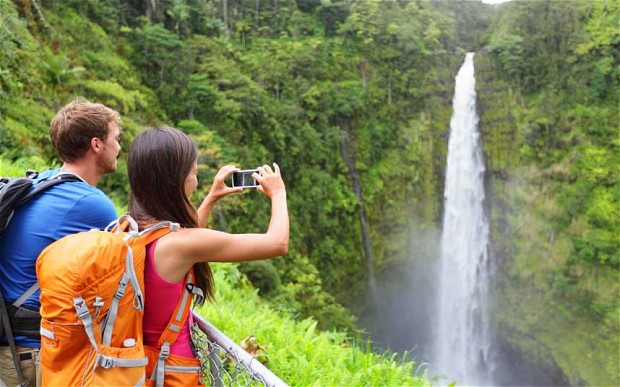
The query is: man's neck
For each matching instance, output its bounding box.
[60,163,102,187]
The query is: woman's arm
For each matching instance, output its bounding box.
[155,164,289,282]
[178,209,288,263]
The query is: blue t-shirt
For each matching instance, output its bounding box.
[0,169,118,347]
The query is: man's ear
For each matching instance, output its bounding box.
[91,137,102,153]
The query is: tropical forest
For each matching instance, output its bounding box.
[0,0,618,386]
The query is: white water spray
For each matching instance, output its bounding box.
[434,52,493,386]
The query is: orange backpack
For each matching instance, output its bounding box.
[36,216,178,386]
[144,269,205,387]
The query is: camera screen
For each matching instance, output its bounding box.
[232,170,259,188]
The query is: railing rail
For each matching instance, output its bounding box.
[192,312,289,387]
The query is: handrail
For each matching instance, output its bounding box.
[192,311,289,387]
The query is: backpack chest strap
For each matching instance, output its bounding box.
[101,272,132,346]
[74,297,99,350]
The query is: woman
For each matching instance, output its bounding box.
[127,126,289,386]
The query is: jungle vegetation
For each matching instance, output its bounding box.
[0,0,617,385]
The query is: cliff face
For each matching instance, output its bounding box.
[475,53,618,387]
[358,49,617,386]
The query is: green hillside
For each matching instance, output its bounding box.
[1,0,617,385]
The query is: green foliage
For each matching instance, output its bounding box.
[1,99,56,159]
[0,155,52,176]
[574,0,620,99]
[39,49,85,91]
[483,1,619,384]
[238,260,281,295]
[42,0,121,32]
[488,35,524,83]
[0,0,459,338]
[81,79,148,114]
[317,1,349,36]
[128,24,188,115]
[199,264,430,386]
[0,0,47,142]
[270,253,357,332]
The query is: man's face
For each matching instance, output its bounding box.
[98,121,121,173]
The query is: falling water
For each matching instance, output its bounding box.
[434,52,493,386]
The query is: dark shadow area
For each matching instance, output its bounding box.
[355,227,440,374]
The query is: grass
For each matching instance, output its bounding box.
[197,263,431,386]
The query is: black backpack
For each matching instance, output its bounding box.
[0,170,81,386]
[0,170,82,236]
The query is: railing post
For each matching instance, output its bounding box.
[210,353,224,387]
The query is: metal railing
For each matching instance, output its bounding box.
[192,312,288,387]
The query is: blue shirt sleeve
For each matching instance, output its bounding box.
[54,190,118,237]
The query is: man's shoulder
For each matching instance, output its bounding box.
[31,171,117,219]
[34,184,117,232]
[51,183,116,211]
[72,188,116,209]
[36,170,104,197]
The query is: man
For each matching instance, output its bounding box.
[0,99,121,386]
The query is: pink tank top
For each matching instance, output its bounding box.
[143,240,194,358]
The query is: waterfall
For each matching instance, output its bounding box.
[434,52,493,386]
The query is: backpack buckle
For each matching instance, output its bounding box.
[186,283,205,306]
[97,355,115,369]
[74,299,90,321]
[159,343,170,361]
[25,170,38,179]
[114,283,127,299]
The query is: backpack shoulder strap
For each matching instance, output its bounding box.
[126,221,180,309]
[150,268,204,386]
[135,221,180,243]
[20,173,82,205]
[11,283,39,309]
[0,291,26,386]
[157,269,203,348]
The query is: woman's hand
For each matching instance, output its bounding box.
[254,163,286,199]
[197,165,242,227]
[206,165,243,202]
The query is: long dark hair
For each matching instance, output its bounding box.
[128,126,214,303]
